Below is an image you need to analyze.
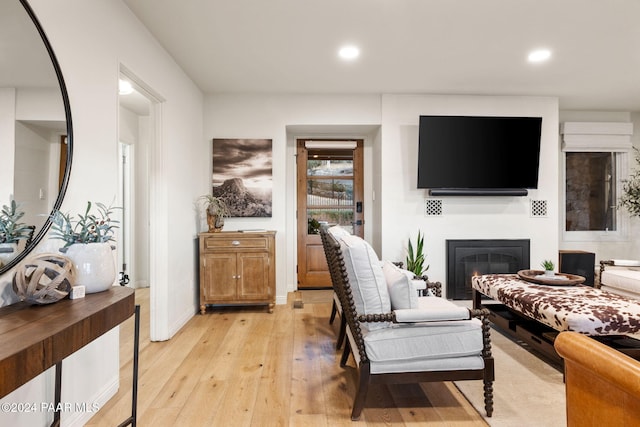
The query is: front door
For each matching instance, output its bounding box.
[296,139,364,289]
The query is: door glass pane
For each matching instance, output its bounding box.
[307,179,353,206]
[306,154,355,234]
[307,159,353,176]
[307,208,354,234]
[565,152,616,231]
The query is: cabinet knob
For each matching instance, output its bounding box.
[231,240,240,246]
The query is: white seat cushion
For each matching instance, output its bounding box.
[339,234,391,330]
[363,318,484,373]
[601,269,640,295]
[395,296,471,322]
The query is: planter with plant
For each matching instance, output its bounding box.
[50,201,120,293]
[406,230,429,278]
[0,200,33,266]
[199,194,230,232]
[541,259,555,276]
[619,147,640,217]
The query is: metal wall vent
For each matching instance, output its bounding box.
[530,199,548,217]
[425,199,443,216]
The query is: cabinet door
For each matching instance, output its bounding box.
[202,253,237,301]
[237,252,270,300]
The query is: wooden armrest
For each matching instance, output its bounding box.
[555,331,640,397]
[425,280,442,297]
[356,312,396,323]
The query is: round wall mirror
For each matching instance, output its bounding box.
[0,0,73,274]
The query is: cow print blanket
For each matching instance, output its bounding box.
[472,274,640,336]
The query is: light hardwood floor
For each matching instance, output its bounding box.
[86,288,487,426]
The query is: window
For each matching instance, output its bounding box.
[561,122,633,242]
[565,152,617,232]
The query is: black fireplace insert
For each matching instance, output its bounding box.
[447,239,530,299]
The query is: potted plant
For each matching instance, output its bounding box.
[50,201,120,293]
[0,200,33,266]
[199,194,229,232]
[406,230,429,278]
[619,147,640,217]
[541,260,555,276]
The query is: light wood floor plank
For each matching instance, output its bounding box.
[86,288,487,426]
[251,299,295,425]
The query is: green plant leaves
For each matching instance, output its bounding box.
[50,201,120,247]
[406,230,429,276]
[620,148,640,217]
[541,259,555,271]
[0,200,32,244]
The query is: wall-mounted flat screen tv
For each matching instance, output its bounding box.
[417,115,542,196]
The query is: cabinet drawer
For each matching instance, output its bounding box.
[203,236,268,250]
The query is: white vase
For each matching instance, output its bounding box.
[64,242,116,293]
[544,270,555,277]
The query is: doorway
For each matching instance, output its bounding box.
[296,139,364,289]
[118,68,160,337]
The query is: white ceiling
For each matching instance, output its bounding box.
[122,0,640,112]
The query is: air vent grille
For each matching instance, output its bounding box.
[530,200,548,217]
[425,199,443,216]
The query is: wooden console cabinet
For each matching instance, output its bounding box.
[199,231,276,314]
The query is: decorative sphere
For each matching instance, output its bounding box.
[12,253,76,305]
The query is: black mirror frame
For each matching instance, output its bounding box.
[0,0,73,275]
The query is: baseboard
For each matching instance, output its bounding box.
[64,375,119,427]
[168,306,195,340]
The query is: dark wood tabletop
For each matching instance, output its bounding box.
[0,286,135,398]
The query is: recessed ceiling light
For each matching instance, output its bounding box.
[338,45,360,61]
[528,49,551,63]
[119,79,134,95]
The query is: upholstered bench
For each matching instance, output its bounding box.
[599,260,640,299]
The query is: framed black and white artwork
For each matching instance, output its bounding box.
[211,138,273,217]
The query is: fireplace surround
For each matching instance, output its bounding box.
[447,239,530,299]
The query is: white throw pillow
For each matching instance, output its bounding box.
[382,260,419,310]
[339,234,391,330]
[328,225,351,240]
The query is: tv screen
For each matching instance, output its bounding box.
[417,115,542,194]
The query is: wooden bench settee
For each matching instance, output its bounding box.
[321,225,494,420]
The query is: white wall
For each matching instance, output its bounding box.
[13,121,52,229]
[0,88,16,204]
[204,94,382,303]
[205,93,560,299]
[0,1,205,425]
[379,95,560,290]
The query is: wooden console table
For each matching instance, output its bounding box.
[0,286,140,427]
[472,274,640,365]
